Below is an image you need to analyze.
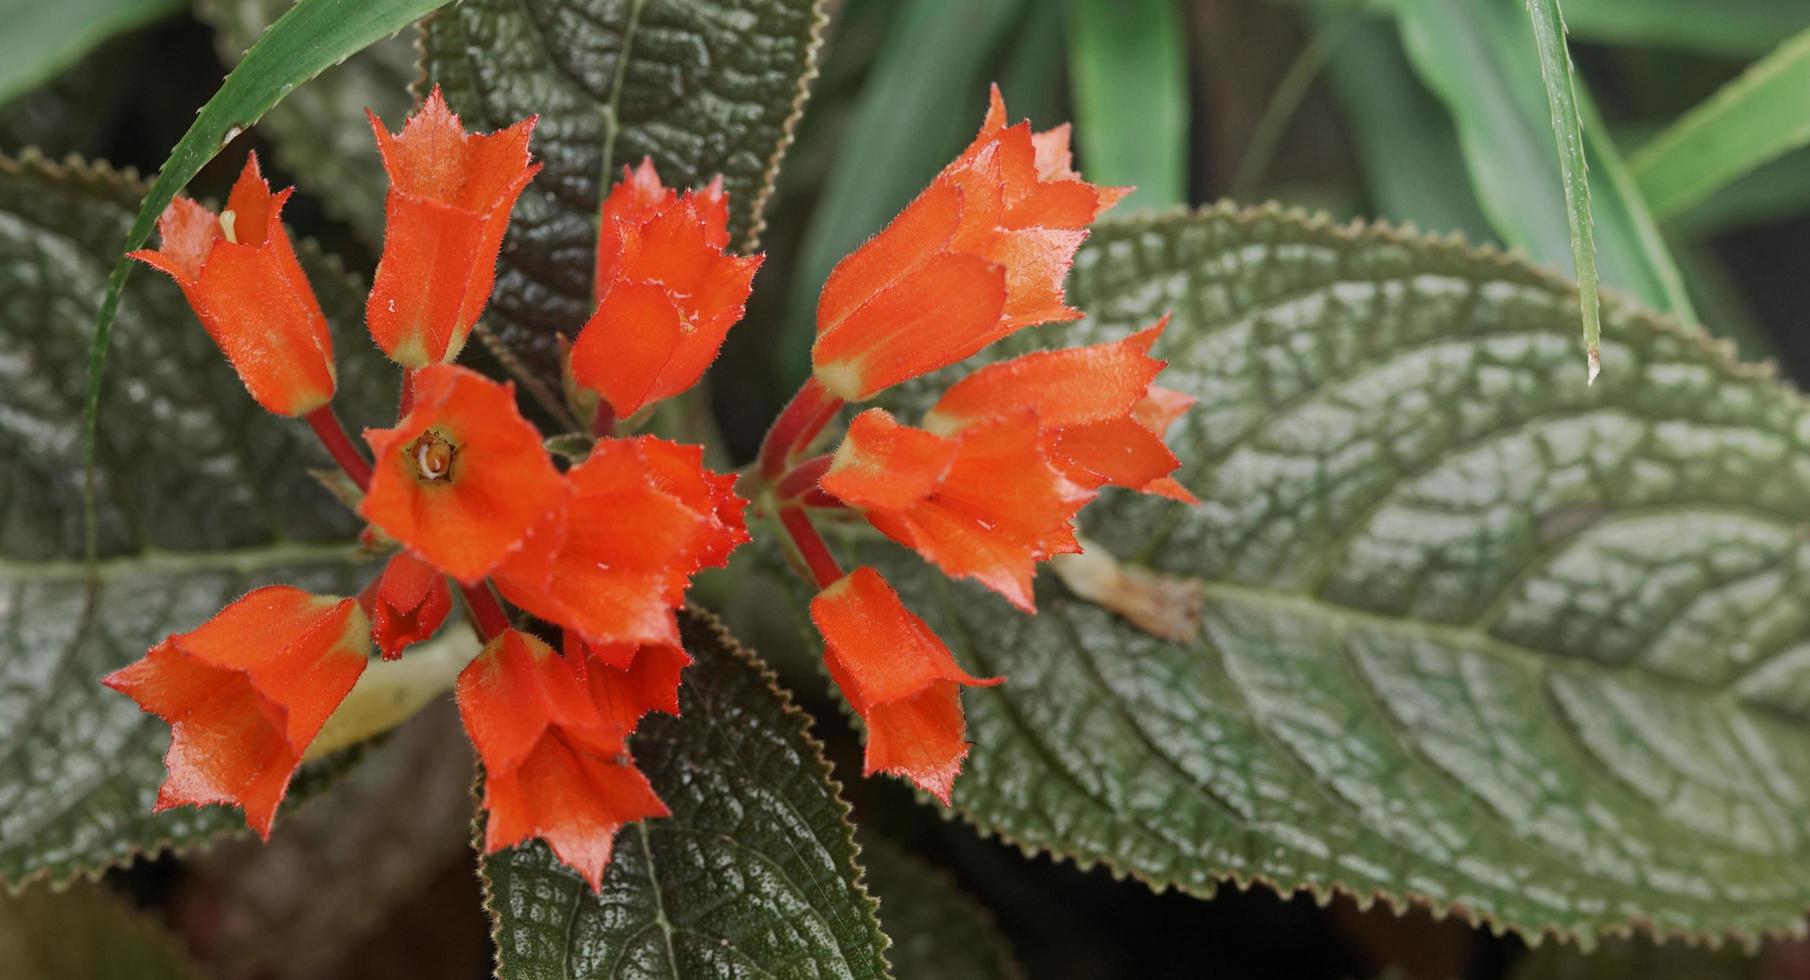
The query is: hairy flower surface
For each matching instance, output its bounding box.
[492,436,747,649]
[925,318,1195,502]
[360,364,567,583]
[358,552,454,659]
[130,154,335,416]
[810,87,1126,401]
[458,630,667,891]
[366,87,539,366]
[570,160,762,420]
[822,408,1092,612]
[101,587,371,837]
[811,567,1000,803]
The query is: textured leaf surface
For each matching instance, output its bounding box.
[421,0,828,376]
[860,834,1022,980]
[0,153,389,886]
[195,0,417,241]
[481,608,889,979]
[880,205,1810,943]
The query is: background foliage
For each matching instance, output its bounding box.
[7,0,1810,977]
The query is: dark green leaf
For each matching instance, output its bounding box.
[422,0,831,381]
[861,834,1023,980]
[1391,0,1693,323]
[879,205,1810,944]
[0,0,183,108]
[1509,935,1761,980]
[0,153,389,886]
[81,0,458,560]
[1523,0,1602,379]
[0,879,201,979]
[1064,0,1188,209]
[1631,27,1810,221]
[194,0,418,241]
[480,607,890,979]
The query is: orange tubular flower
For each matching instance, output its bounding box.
[569,160,762,420]
[360,364,566,583]
[492,436,747,649]
[366,88,540,366]
[130,154,335,416]
[458,630,667,892]
[567,633,691,735]
[821,408,1091,612]
[924,318,1196,503]
[358,553,453,659]
[100,587,371,838]
[811,567,1000,803]
[811,86,1126,402]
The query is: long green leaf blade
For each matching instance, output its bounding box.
[1632,27,1810,220]
[80,0,456,560]
[1392,0,1693,325]
[1524,0,1602,380]
[1064,0,1189,208]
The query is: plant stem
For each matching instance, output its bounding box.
[757,377,843,481]
[775,455,839,507]
[305,405,373,491]
[458,580,512,642]
[779,507,844,590]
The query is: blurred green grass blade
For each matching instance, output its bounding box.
[1322,15,1497,243]
[1557,0,1810,56]
[780,0,1027,382]
[1632,28,1810,220]
[1064,0,1188,208]
[0,0,183,107]
[1669,147,1810,235]
[81,0,455,560]
[1393,0,1693,324]
[1524,0,1601,378]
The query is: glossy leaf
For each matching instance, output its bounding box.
[194,0,417,240]
[479,608,889,979]
[0,879,201,979]
[0,153,389,886]
[1632,27,1810,221]
[880,205,1810,944]
[421,0,830,379]
[861,834,1023,980]
[1063,0,1188,209]
[0,0,182,108]
[81,0,458,559]
[1391,0,1693,323]
[1523,0,1601,379]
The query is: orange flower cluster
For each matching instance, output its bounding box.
[758,88,1193,803]
[108,83,1193,892]
[115,89,752,889]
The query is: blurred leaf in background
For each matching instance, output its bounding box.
[1065,0,1190,209]
[0,0,183,108]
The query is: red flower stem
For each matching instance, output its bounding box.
[774,454,833,503]
[304,405,373,491]
[779,507,844,590]
[757,377,843,481]
[398,368,417,418]
[458,580,512,642]
[592,399,617,439]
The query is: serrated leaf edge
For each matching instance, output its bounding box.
[471,604,893,980]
